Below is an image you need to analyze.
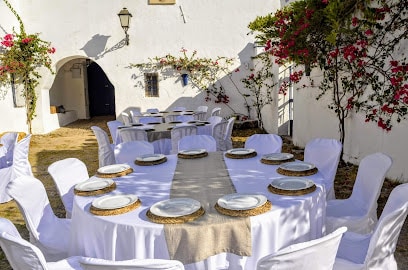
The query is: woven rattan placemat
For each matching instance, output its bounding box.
[135,156,167,166]
[276,167,318,176]
[177,152,208,159]
[214,201,272,217]
[146,207,205,224]
[268,184,316,196]
[90,199,141,216]
[95,167,133,178]
[225,151,257,159]
[74,182,117,196]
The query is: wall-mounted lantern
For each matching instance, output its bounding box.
[117,7,132,45]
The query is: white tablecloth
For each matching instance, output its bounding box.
[69,153,326,270]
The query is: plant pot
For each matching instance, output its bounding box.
[181,73,189,86]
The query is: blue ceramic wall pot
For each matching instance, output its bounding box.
[181,73,189,86]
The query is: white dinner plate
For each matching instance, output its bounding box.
[226,148,256,155]
[136,154,166,162]
[279,161,315,171]
[262,153,294,161]
[97,164,131,174]
[92,194,139,210]
[178,149,207,155]
[150,198,201,217]
[75,178,114,192]
[218,193,267,210]
[270,177,315,191]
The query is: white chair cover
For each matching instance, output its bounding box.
[178,135,217,152]
[244,134,283,155]
[172,106,186,111]
[48,158,90,218]
[334,183,408,270]
[257,227,347,270]
[304,138,342,200]
[0,165,12,203]
[117,127,149,144]
[7,176,71,261]
[197,105,208,113]
[170,125,198,154]
[114,141,155,165]
[212,121,228,151]
[91,126,116,167]
[79,257,185,270]
[129,109,142,123]
[211,107,221,116]
[146,108,160,113]
[223,117,235,151]
[152,139,172,155]
[138,116,162,125]
[0,132,18,168]
[164,114,180,123]
[121,112,133,125]
[107,120,123,145]
[207,116,222,125]
[193,111,207,121]
[326,152,392,234]
[177,115,195,123]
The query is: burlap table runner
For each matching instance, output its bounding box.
[165,152,251,264]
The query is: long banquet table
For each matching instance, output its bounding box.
[69,152,326,270]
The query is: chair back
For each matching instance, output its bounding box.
[170,126,198,154]
[0,218,49,270]
[193,111,207,121]
[245,134,283,155]
[211,107,221,116]
[91,126,115,167]
[121,112,132,125]
[117,127,149,143]
[48,158,89,218]
[114,141,155,164]
[351,153,392,214]
[79,257,185,270]
[0,132,18,168]
[107,120,123,145]
[11,134,33,180]
[129,109,142,123]
[207,116,222,125]
[223,117,235,150]
[138,116,162,125]
[365,183,408,268]
[304,138,342,200]
[197,105,208,113]
[0,166,12,203]
[257,227,347,270]
[146,108,159,113]
[212,121,228,151]
[178,135,217,152]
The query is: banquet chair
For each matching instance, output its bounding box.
[121,112,133,125]
[256,226,347,270]
[146,108,160,113]
[48,158,90,218]
[170,125,198,154]
[177,114,195,123]
[91,126,116,167]
[193,111,207,121]
[197,105,208,113]
[0,217,185,270]
[212,121,228,151]
[0,131,18,168]
[211,107,221,116]
[178,135,217,152]
[7,175,71,261]
[165,114,181,123]
[114,141,155,164]
[138,116,162,124]
[304,138,342,200]
[129,109,142,123]
[326,152,392,234]
[172,106,186,111]
[117,127,149,143]
[223,117,236,151]
[207,116,222,125]
[244,134,283,155]
[106,120,123,145]
[334,183,408,270]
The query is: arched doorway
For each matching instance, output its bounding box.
[87,62,115,117]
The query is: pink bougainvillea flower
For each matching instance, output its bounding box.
[365,29,373,36]
[3,33,13,41]
[22,37,33,44]
[234,68,240,72]
[47,47,56,54]
[352,17,359,27]
[1,40,14,47]
[322,0,329,4]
